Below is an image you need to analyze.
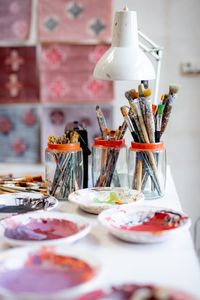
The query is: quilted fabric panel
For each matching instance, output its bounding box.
[40,44,113,103]
[0,106,40,163]
[38,0,112,43]
[0,0,31,41]
[0,46,39,104]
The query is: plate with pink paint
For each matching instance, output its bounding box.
[0,211,91,247]
[98,205,190,243]
[68,187,144,214]
[0,245,100,300]
[78,283,197,300]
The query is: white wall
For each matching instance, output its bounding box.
[113,0,200,245]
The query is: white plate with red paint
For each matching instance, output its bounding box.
[98,205,191,243]
[0,211,91,247]
[78,283,197,300]
[0,245,100,300]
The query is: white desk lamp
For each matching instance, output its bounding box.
[93,6,163,103]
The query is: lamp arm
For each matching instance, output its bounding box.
[138,30,163,104]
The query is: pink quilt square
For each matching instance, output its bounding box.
[0,46,39,104]
[40,44,113,103]
[38,0,112,43]
[0,0,31,42]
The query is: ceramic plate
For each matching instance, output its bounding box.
[78,283,197,300]
[68,187,144,214]
[98,205,191,243]
[0,246,100,300]
[0,211,91,246]
[0,192,58,217]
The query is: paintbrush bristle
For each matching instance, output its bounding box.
[120,106,129,117]
[125,91,132,101]
[169,85,179,95]
[138,84,145,97]
[129,89,139,99]
[143,89,152,97]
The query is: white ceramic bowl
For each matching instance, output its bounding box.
[0,211,91,247]
[0,192,58,217]
[68,187,144,214]
[98,205,191,243]
[78,283,197,300]
[0,245,100,300]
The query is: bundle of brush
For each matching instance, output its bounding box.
[46,131,81,200]
[121,84,179,196]
[94,105,127,187]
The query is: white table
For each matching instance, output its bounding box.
[0,164,200,298]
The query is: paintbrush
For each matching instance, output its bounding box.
[96,105,108,139]
[0,185,47,193]
[120,106,139,142]
[155,104,165,142]
[133,99,150,143]
[125,91,145,142]
[116,121,128,140]
[139,86,155,143]
[160,85,179,137]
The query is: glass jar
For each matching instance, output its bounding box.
[45,143,83,201]
[128,142,166,199]
[92,138,128,187]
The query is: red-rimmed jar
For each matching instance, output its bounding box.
[92,138,128,187]
[128,142,166,199]
[45,143,83,200]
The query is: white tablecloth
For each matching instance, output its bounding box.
[0,164,200,298]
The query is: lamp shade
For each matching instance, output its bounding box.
[93,8,155,81]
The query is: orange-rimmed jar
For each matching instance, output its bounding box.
[128,142,166,199]
[92,138,128,187]
[45,143,83,201]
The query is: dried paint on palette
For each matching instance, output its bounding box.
[0,106,40,163]
[0,248,95,294]
[40,44,113,103]
[41,105,113,161]
[0,0,31,42]
[0,47,39,104]
[38,0,112,43]
[4,218,81,241]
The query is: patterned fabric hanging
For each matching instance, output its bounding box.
[0,0,31,41]
[40,44,113,103]
[0,106,40,163]
[38,0,112,43]
[0,47,39,104]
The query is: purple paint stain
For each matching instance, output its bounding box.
[0,266,88,294]
[4,218,81,241]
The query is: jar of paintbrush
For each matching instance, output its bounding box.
[45,132,83,201]
[122,83,178,199]
[92,138,128,188]
[128,142,166,199]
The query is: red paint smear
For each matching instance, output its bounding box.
[119,212,187,232]
[0,249,95,295]
[5,218,81,241]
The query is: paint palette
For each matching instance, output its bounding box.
[0,192,57,217]
[78,283,197,300]
[98,205,190,243]
[0,246,100,299]
[0,211,91,246]
[68,187,144,214]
